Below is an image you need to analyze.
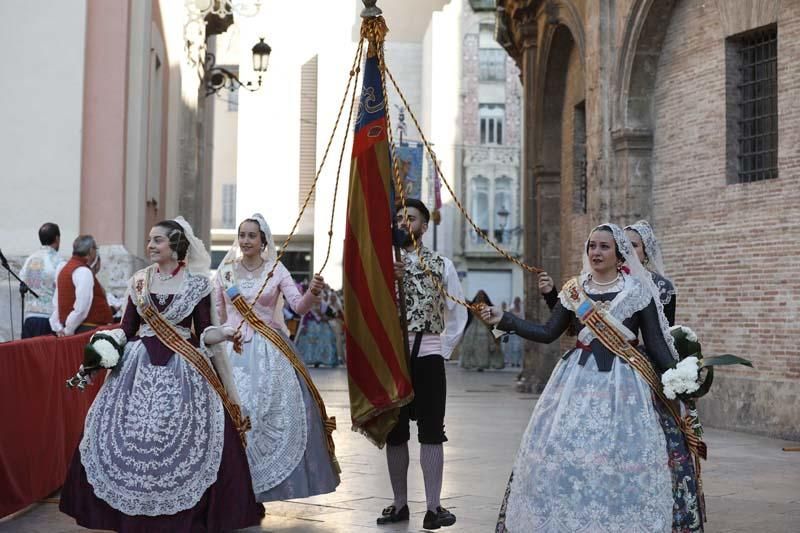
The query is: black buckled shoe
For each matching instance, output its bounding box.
[376,504,410,525]
[422,506,456,530]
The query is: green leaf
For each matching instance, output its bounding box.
[701,354,753,368]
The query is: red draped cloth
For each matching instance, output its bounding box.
[0,330,107,518]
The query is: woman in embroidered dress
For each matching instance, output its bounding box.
[295,296,340,368]
[459,290,504,371]
[326,288,347,365]
[505,297,524,367]
[625,220,677,325]
[213,214,340,502]
[60,217,264,533]
[625,220,703,532]
[483,224,679,533]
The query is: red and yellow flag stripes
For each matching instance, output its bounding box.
[343,52,412,447]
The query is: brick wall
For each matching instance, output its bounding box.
[511,0,799,437]
[649,0,800,438]
[652,0,800,378]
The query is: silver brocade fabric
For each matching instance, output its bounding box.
[402,246,445,334]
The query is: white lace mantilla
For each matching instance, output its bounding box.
[230,334,307,493]
[80,340,225,516]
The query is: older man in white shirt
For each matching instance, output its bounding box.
[50,235,113,336]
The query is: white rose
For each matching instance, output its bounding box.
[661,357,701,398]
[93,339,120,368]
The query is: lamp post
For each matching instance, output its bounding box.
[496,205,509,243]
[204,37,271,97]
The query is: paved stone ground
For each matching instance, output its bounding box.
[2,365,799,532]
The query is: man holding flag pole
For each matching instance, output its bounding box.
[343,2,467,530]
[379,198,467,530]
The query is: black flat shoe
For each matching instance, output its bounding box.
[377,504,410,525]
[422,506,456,530]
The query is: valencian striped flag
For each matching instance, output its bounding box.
[343,51,413,447]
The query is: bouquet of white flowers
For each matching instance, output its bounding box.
[662,325,752,437]
[662,356,702,400]
[66,329,127,390]
[662,325,753,400]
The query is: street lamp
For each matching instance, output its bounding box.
[496,205,509,243]
[204,37,272,97]
[251,37,271,72]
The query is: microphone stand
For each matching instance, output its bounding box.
[0,249,39,340]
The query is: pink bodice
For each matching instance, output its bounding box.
[214,261,311,342]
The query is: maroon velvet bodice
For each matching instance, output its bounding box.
[121,294,212,366]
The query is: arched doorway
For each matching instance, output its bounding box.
[525,19,585,390]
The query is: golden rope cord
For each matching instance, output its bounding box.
[377,44,474,312]
[233,39,366,336]
[318,42,365,272]
[383,65,543,276]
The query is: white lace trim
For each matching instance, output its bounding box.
[130,269,212,326]
[560,273,650,348]
[139,323,191,340]
[230,335,307,493]
[80,340,225,516]
[652,273,677,305]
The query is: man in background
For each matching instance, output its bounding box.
[19,223,65,338]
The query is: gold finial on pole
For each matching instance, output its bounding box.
[361,0,382,19]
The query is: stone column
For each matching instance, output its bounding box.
[611,128,654,225]
[513,5,545,390]
[527,165,562,389]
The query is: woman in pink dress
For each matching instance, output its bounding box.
[214,214,340,502]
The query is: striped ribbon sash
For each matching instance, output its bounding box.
[228,287,340,474]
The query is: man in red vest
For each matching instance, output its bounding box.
[49,235,113,336]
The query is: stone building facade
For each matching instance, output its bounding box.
[457,4,526,307]
[495,0,800,440]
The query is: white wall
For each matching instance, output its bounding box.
[237,1,359,289]
[209,30,241,230]
[0,1,88,256]
[421,1,465,261]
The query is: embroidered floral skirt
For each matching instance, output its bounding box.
[496,350,673,533]
[229,334,340,502]
[654,398,705,532]
[59,342,264,532]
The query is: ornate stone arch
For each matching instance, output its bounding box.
[614,0,678,132]
[611,0,678,223]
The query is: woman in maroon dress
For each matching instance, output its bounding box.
[60,217,264,532]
